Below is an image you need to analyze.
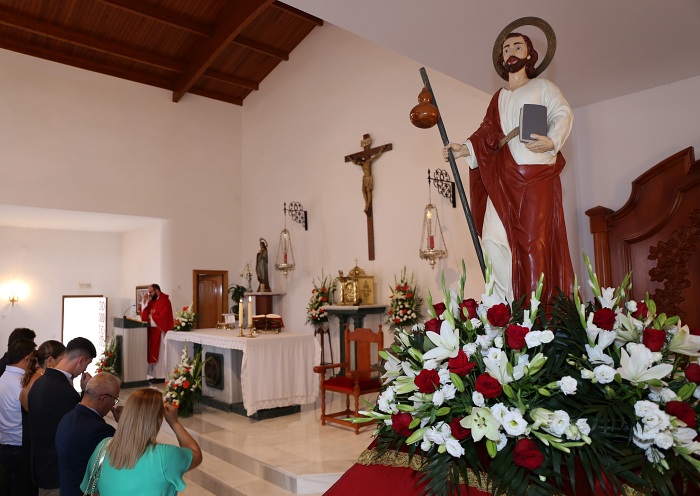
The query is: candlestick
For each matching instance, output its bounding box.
[248,296,253,328]
[238,298,244,328]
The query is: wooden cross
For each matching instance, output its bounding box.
[344,133,392,260]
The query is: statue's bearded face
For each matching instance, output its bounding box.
[502,35,529,74]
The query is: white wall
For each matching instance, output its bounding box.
[0,48,242,345]
[242,24,495,342]
[572,75,700,279]
[0,226,122,344]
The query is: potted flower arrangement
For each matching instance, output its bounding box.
[306,273,334,326]
[164,345,205,417]
[355,258,700,496]
[387,267,424,331]
[96,337,120,376]
[173,303,196,332]
[240,261,253,292]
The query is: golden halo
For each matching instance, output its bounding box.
[492,17,556,81]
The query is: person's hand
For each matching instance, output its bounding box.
[442,142,469,161]
[111,405,124,422]
[525,134,554,153]
[163,401,179,426]
[80,372,93,391]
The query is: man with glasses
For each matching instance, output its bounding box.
[55,373,123,496]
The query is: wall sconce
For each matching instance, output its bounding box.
[419,170,448,269]
[429,168,456,208]
[2,280,29,307]
[275,203,300,277]
[287,201,308,230]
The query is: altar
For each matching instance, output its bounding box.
[164,328,320,418]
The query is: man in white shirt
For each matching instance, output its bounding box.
[0,338,36,495]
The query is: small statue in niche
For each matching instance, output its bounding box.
[256,238,270,292]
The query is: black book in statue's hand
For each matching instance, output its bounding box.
[519,104,548,143]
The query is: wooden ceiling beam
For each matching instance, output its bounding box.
[94,0,213,37]
[0,7,186,72]
[233,36,288,60]
[203,70,259,91]
[188,87,244,106]
[172,0,275,102]
[272,1,323,26]
[0,35,175,91]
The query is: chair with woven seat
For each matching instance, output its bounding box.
[313,324,384,434]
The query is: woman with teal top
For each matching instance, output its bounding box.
[80,388,203,495]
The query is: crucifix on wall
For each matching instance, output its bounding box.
[344,133,393,260]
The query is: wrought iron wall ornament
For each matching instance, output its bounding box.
[428,169,456,208]
[286,201,308,230]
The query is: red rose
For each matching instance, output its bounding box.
[448,350,477,376]
[685,363,700,383]
[592,308,616,330]
[321,287,327,292]
[449,417,471,440]
[486,303,511,327]
[402,285,409,291]
[475,374,502,398]
[433,302,446,317]
[666,401,696,428]
[460,298,478,320]
[406,293,413,298]
[391,412,413,437]
[513,438,544,470]
[632,302,649,319]
[424,318,440,333]
[402,309,407,314]
[183,380,190,389]
[320,296,327,302]
[394,318,401,324]
[642,328,666,352]
[415,369,440,393]
[505,324,529,350]
[396,285,401,291]
[312,289,316,294]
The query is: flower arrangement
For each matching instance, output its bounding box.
[173,303,197,332]
[306,273,334,326]
[240,261,253,291]
[357,258,700,496]
[164,345,205,417]
[96,338,119,375]
[386,267,424,330]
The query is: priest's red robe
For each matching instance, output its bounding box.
[140,293,174,363]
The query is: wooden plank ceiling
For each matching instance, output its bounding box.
[0,0,322,105]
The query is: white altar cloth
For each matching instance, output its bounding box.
[164,329,320,416]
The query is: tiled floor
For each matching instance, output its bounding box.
[117,385,377,495]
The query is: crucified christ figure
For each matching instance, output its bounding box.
[345,134,392,213]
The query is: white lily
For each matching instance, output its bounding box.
[381,353,403,383]
[667,324,700,356]
[483,349,513,384]
[597,286,618,309]
[461,407,501,442]
[423,320,460,361]
[585,344,614,366]
[618,345,673,384]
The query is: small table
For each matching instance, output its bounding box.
[164,328,320,418]
[323,305,386,374]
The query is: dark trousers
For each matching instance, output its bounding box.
[0,444,22,496]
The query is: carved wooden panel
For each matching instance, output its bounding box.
[586,148,700,328]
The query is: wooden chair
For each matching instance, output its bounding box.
[313,324,384,435]
[586,147,700,328]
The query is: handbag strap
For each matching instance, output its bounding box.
[83,438,111,496]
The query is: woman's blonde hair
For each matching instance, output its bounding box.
[106,388,164,469]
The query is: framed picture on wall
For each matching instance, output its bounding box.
[136,285,149,311]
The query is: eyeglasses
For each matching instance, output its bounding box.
[102,393,120,405]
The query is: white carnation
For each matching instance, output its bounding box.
[557,376,578,395]
[547,410,571,437]
[654,431,674,450]
[472,391,485,407]
[540,330,554,343]
[445,437,465,458]
[593,364,616,384]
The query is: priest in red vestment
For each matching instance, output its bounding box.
[139,284,174,378]
[444,32,575,305]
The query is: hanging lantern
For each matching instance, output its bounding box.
[275,203,297,277]
[419,170,448,268]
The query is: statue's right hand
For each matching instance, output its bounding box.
[442,142,468,161]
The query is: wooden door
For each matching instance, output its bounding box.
[193,270,228,329]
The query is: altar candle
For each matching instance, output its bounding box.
[248,296,253,327]
[238,298,244,327]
